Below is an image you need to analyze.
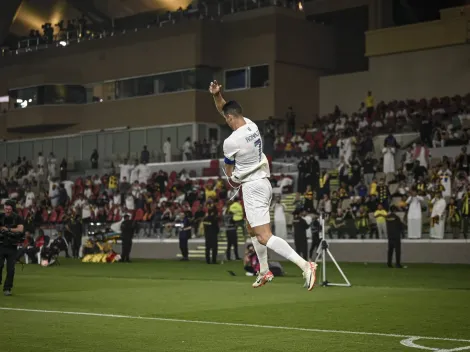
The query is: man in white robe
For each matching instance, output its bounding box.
[382,143,395,183]
[406,190,423,239]
[430,192,446,239]
[437,167,452,198]
[271,198,287,239]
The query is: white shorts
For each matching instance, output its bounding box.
[242,178,272,228]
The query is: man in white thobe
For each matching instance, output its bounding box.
[137,162,151,185]
[430,192,446,239]
[437,167,452,198]
[382,143,396,183]
[119,159,133,182]
[271,198,287,239]
[163,138,172,163]
[406,190,423,238]
[130,160,139,184]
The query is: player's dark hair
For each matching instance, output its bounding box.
[222,100,243,117]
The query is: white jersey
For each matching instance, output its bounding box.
[223,117,270,183]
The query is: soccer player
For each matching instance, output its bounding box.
[209,80,317,290]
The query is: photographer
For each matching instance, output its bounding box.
[0,200,25,296]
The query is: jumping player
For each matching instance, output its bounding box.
[209,80,317,290]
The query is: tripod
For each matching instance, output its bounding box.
[314,214,352,287]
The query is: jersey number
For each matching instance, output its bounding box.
[254,139,262,162]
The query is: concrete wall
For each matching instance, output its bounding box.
[113,239,470,264]
[319,44,470,115]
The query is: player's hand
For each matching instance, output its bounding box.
[209,80,222,95]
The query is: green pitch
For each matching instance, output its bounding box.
[0,260,469,352]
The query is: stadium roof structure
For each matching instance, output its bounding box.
[1,0,191,46]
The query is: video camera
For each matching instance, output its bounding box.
[0,229,24,246]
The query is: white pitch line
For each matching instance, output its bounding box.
[1,307,470,344]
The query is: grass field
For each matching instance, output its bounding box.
[0,259,469,352]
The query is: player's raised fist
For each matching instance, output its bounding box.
[209,80,222,95]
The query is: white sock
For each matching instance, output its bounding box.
[251,237,269,274]
[266,236,308,272]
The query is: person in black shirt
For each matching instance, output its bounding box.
[203,208,219,264]
[0,200,25,296]
[309,215,321,260]
[193,205,205,237]
[224,211,240,260]
[292,210,309,260]
[179,211,192,261]
[386,210,403,268]
[120,214,135,262]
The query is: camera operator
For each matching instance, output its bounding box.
[0,200,25,296]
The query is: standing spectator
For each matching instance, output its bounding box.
[413,141,430,171]
[37,152,45,170]
[130,160,139,184]
[210,139,218,159]
[118,159,133,182]
[271,197,287,239]
[430,192,446,239]
[90,149,99,169]
[406,189,423,238]
[374,204,388,239]
[382,142,396,183]
[182,137,192,161]
[47,152,57,178]
[163,138,172,162]
[363,153,376,186]
[140,146,150,164]
[447,197,461,239]
[60,158,67,181]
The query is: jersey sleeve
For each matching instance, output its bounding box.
[223,138,239,165]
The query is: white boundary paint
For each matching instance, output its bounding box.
[1,307,470,351]
[400,337,470,351]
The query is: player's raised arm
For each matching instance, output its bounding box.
[209,80,226,117]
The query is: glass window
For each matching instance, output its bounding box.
[225,69,247,90]
[136,76,155,96]
[182,70,196,90]
[43,85,87,104]
[9,87,39,109]
[249,65,269,88]
[116,79,137,99]
[154,72,184,93]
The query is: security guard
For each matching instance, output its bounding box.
[292,210,309,260]
[203,208,219,264]
[386,210,403,268]
[120,214,135,262]
[224,211,240,260]
[0,200,25,296]
[179,211,192,261]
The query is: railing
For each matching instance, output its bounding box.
[1,0,303,58]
